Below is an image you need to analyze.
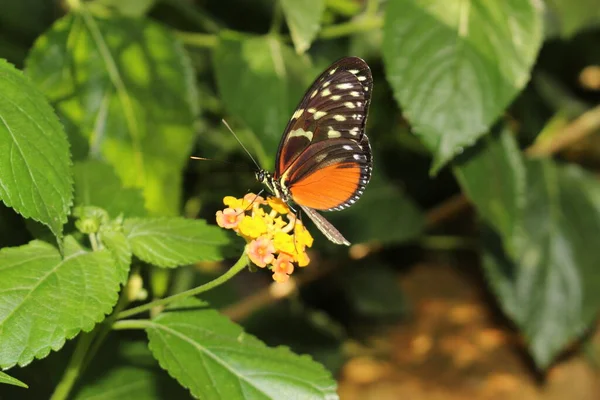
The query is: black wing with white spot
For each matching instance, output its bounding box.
[274,57,373,178]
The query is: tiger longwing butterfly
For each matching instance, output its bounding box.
[256,56,373,246]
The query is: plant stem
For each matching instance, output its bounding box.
[319,16,382,39]
[50,270,132,400]
[269,0,283,35]
[118,254,249,319]
[365,0,379,17]
[176,31,218,49]
[49,331,95,400]
[88,233,99,251]
[113,319,154,331]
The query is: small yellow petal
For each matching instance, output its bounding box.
[295,224,314,248]
[238,215,268,239]
[268,197,290,214]
[273,231,295,254]
[296,250,310,267]
[223,196,246,210]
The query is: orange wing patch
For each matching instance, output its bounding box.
[289,163,362,211]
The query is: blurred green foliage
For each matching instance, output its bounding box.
[0,0,600,398]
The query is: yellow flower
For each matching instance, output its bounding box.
[272,216,286,229]
[238,215,267,239]
[223,196,246,209]
[268,197,289,214]
[294,223,314,248]
[216,193,312,283]
[273,231,295,254]
[296,250,310,267]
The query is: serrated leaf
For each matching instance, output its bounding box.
[281,0,324,54]
[328,171,424,245]
[0,236,119,369]
[0,58,72,240]
[454,127,526,255]
[382,0,542,172]
[0,371,28,388]
[482,160,600,369]
[74,159,146,218]
[242,303,345,375]
[99,228,132,284]
[213,32,310,169]
[123,218,231,267]
[74,340,191,400]
[146,298,338,399]
[26,11,197,216]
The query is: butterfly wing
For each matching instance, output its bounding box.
[300,205,350,246]
[275,56,373,179]
[273,57,373,245]
[285,133,371,211]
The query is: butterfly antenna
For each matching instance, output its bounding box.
[221,119,261,170]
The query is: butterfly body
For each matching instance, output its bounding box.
[259,57,373,246]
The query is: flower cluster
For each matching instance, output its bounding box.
[216,193,314,283]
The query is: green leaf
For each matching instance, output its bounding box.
[545,0,600,38]
[123,218,231,267]
[328,172,425,245]
[382,0,543,172]
[213,32,310,169]
[0,371,28,389]
[99,227,132,285]
[74,160,146,218]
[242,303,345,375]
[454,127,526,255]
[146,298,338,399]
[0,236,119,369]
[74,340,191,400]
[0,58,73,240]
[26,11,197,216]
[482,160,600,369]
[281,0,325,54]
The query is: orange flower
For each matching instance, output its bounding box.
[272,254,294,282]
[272,272,290,283]
[244,192,266,206]
[246,235,275,268]
[216,207,243,230]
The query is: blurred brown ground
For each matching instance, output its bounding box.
[337,262,600,400]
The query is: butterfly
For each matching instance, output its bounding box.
[256,56,373,246]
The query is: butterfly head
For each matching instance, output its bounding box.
[256,169,289,201]
[255,169,268,185]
